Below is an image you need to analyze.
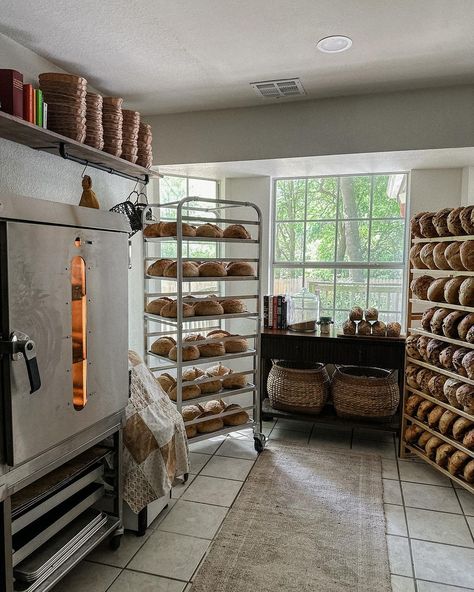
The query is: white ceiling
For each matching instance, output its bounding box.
[1,0,474,115]
[159,148,474,179]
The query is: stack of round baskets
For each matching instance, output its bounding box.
[332,365,399,421]
[267,361,330,414]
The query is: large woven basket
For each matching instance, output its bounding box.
[267,361,330,415]
[332,365,399,421]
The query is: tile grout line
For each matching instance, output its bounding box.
[452,486,474,545]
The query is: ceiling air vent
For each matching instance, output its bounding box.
[250,78,306,99]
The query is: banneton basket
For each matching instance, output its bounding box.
[332,365,399,421]
[267,361,330,414]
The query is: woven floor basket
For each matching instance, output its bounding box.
[267,361,330,414]
[332,365,399,421]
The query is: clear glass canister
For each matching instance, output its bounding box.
[287,287,320,332]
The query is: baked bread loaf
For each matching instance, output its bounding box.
[460,241,474,271]
[203,400,225,414]
[157,373,176,393]
[444,378,464,408]
[426,339,444,365]
[458,313,474,341]
[439,410,458,435]
[452,347,469,375]
[223,224,251,239]
[371,321,386,336]
[456,384,474,414]
[447,450,470,475]
[410,244,428,269]
[444,276,466,304]
[207,331,249,353]
[147,259,173,277]
[160,222,196,237]
[467,326,474,344]
[151,336,176,357]
[433,242,451,270]
[405,393,423,415]
[416,398,436,420]
[182,405,204,422]
[411,276,434,300]
[194,300,224,316]
[168,344,200,362]
[349,306,364,322]
[222,371,247,389]
[447,207,466,236]
[405,364,419,389]
[365,307,379,321]
[406,335,421,359]
[420,243,437,269]
[196,223,223,238]
[223,404,250,426]
[433,208,453,237]
[445,242,466,271]
[182,367,221,394]
[219,299,247,313]
[452,417,473,441]
[357,320,372,335]
[196,411,224,433]
[182,367,205,381]
[462,350,474,379]
[459,278,474,307]
[460,205,474,234]
[198,261,227,277]
[185,424,197,439]
[427,278,450,302]
[411,212,428,238]
[405,424,424,443]
[342,319,357,335]
[439,345,457,370]
[443,311,467,339]
[168,383,201,401]
[463,460,474,483]
[435,443,456,468]
[161,301,195,318]
[428,405,445,428]
[463,429,474,450]
[164,261,200,278]
[422,307,438,331]
[206,363,231,378]
[419,213,438,238]
[226,261,255,276]
[425,436,443,459]
[198,340,226,358]
[143,222,162,238]
[418,336,431,361]
[428,374,448,401]
[146,297,173,315]
[430,308,451,334]
[386,322,401,337]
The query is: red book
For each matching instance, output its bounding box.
[23,83,34,123]
[0,69,23,118]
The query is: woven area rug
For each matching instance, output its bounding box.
[191,443,391,592]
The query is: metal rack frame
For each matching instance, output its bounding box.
[142,196,266,452]
[400,232,474,494]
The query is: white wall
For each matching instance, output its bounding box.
[409,168,463,220]
[0,33,143,355]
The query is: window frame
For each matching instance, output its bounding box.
[271,172,409,326]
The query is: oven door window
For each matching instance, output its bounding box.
[71,256,87,411]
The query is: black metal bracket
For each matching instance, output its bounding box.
[59,142,150,185]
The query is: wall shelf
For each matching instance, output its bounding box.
[0,111,155,184]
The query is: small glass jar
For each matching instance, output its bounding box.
[317,316,334,335]
[287,287,320,332]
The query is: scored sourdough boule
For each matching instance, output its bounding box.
[419,212,438,238]
[445,242,467,271]
[198,261,227,277]
[428,374,448,401]
[460,205,474,234]
[430,308,450,335]
[194,300,224,316]
[433,208,453,236]
[444,276,466,305]
[410,243,428,269]
[410,212,428,238]
[435,443,456,468]
[226,261,255,276]
[427,277,450,302]
[195,223,223,238]
[421,306,438,331]
[447,207,467,236]
[222,224,251,239]
[460,241,474,271]
[420,243,437,269]
[458,312,474,340]
[160,221,196,237]
[349,306,364,322]
[459,277,474,307]
[433,242,451,270]
[146,259,173,277]
[405,393,423,416]
[410,275,434,300]
[406,335,421,359]
[417,335,431,361]
[146,297,173,315]
[442,310,467,339]
[164,261,200,278]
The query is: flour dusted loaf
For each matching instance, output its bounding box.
[357,320,371,335]
[428,374,448,401]
[196,411,224,434]
[151,336,176,357]
[458,313,474,341]
[445,242,466,271]
[459,278,474,307]
[421,307,438,331]
[427,278,450,302]
[222,370,247,389]
[157,373,176,393]
[433,208,453,237]
[439,345,457,369]
[430,308,450,334]
[222,404,249,426]
[194,300,224,316]
[371,321,386,336]
[420,243,437,269]
[443,311,467,339]
[406,335,421,359]
[426,339,444,365]
[452,347,469,375]
[456,384,474,414]
[447,207,466,236]
[410,244,428,269]
[460,241,474,271]
[405,365,419,389]
[411,212,428,238]
[433,242,451,270]
[460,205,474,234]
[365,307,379,321]
[168,382,201,402]
[462,350,474,380]
[168,344,200,362]
[444,378,464,408]
[411,275,434,300]
[417,335,431,361]
[419,213,438,238]
[467,326,474,344]
[161,301,195,318]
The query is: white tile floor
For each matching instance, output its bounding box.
[50,421,474,592]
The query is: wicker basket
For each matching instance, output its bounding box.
[332,365,399,421]
[267,361,330,414]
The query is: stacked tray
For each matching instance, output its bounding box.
[102,96,123,156]
[137,121,153,168]
[121,109,140,163]
[39,73,87,142]
[85,92,104,150]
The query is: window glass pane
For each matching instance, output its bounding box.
[334,269,368,311]
[275,179,306,220]
[334,309,351,327]
[305,268,334,310]
[368,269,403,315]
[338,176,371,219]
[273,267,303,295]
[306,177,337,219]
[160,176,186,203]
[370,220,405,263]
[305,222,336,262]
[372,175,405,218]
[336,220,369,262]
[378,311,402,325]
[188,178,217,199]
[275,222,304,262]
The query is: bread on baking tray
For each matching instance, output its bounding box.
[143,222,162,238]
[160,222,196,237]
[151,336,176,357]
[198,261,227,277]
[226,261,255,276]
[147,259,173,277]
[164,261,200,278]
[196,223,223,238]
[146,297,173,315]
[223,224,251,239]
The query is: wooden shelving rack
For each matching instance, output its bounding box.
[401,231,474,494]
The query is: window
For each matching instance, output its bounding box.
[272,174,408,326]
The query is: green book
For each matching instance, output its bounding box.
[35,88,43,127]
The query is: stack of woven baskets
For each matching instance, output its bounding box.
[121,109,140,163]
[267,362,399,421]
[84,92,104,150]
[102,97,123,156]
[137,122,153,168]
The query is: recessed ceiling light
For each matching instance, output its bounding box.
[317,35,352,53]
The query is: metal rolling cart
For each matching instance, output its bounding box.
[142,196,266,452]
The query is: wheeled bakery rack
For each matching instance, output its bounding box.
[142,196,266,452]
[401,231,474,494]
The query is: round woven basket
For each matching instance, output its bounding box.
[332,365,399,421]
[267,361,330,415]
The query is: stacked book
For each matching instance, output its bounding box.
[0,69,47,128]
[102,97,123,157]
[264,295,288,329]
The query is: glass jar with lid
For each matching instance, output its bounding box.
[287,287,320,332]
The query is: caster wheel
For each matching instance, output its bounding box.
[254,434,266,453]
[183,473,189,484]
[109,535,122,550]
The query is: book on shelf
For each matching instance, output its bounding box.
[263,294,288,329]
[23,83,34,123]
[42,102,48,129]
[35,89,43,127]
[0,69,23,118]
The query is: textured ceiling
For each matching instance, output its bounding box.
[1,0,474,114]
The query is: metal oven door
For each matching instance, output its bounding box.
[0,221,128,467]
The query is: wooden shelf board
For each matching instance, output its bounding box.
[404,414,474,459]
[405,385,474,422]
[406,356,474,386]
[410,268,474,277]
[408,327,474,350]
[409,299,474,314]
[412,235,474,244]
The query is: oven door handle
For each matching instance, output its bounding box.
[0,331,41,394]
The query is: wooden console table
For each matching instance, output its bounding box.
[260,328,406,432]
